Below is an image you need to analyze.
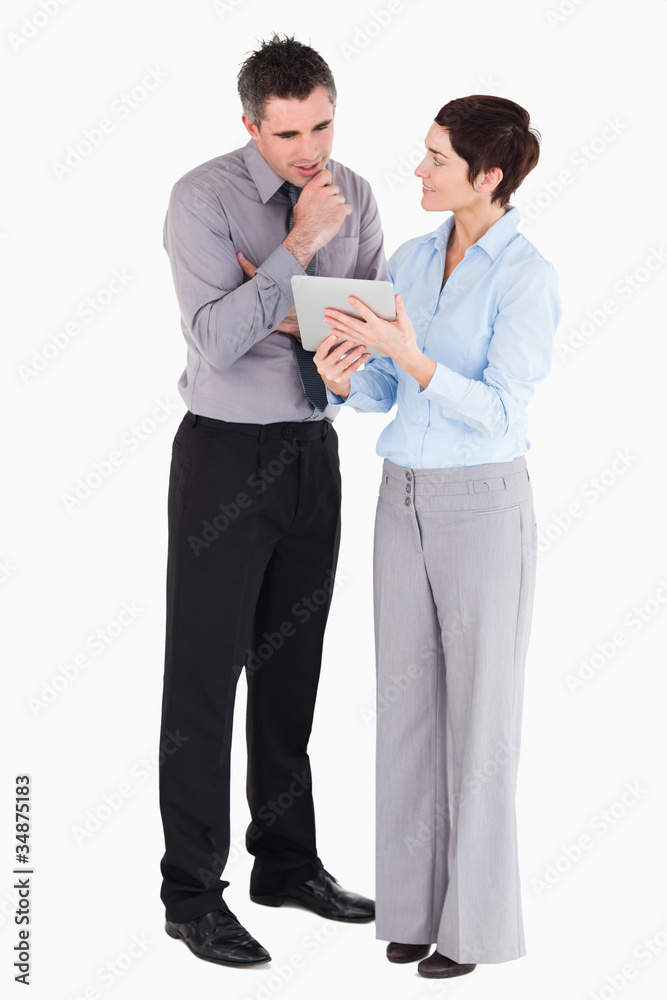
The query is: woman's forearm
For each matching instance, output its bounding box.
[395,345,437,390]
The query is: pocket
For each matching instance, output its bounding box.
[470,503,520,515]
[178,429,219,514]
[315,237,359,276]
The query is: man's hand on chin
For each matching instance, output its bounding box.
[237,251,301,339]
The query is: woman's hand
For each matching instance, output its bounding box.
[324,294,419,368]
[323,293,437,390]
[313,336,370,400]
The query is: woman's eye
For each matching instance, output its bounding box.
[433,158,443,166]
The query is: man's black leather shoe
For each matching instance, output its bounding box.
[250,869,374,922]
[165,903,271,966]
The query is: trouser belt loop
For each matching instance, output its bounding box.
[503,469,529,490]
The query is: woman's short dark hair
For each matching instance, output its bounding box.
[434,95,541,206]
[237,33,337,127]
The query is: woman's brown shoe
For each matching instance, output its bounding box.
[417,950,476,978]
[386,942,431,963]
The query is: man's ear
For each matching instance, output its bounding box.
[241,113,260,141]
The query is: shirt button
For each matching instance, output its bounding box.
[405,497,411,507]
[385,475,389,485]
[405,472,412,481]
[406,485,411,493]
[282,426,293,436]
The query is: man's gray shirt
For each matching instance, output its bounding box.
[164,138,387,424]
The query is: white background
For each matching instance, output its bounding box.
[3,0,667,998]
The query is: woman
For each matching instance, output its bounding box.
[314,95,561,979]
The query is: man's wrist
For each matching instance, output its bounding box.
[283,230,317,271]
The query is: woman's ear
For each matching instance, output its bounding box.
[473,167,503,194]
[476,166,503,195]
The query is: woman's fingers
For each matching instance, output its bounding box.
[323,339,366,372]
[324,307,365,337]
[315,334,354,366]
[315,335,368,383]
[347,295,376,322]
[349,351,371,369]
[314,333,338,365]
[328,347,370,378]
[338,345,368,369]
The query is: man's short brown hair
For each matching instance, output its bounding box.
[237,33,337,127]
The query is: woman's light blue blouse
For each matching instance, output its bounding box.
[327,206,562,468]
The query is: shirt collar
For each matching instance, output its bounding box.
[243,138,290,204]
[425,205,521,262]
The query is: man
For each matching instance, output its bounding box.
[158,34,385,968]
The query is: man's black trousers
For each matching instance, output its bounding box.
[159,410,341,922]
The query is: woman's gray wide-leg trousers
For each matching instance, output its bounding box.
[373,454,537,964]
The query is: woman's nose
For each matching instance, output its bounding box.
[414,156,428,178]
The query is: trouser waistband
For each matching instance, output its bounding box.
[382,455,528,495]
[185,410,331,442]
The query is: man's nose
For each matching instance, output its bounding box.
[296,138,319,163]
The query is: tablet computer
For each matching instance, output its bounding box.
[291,275,396,359]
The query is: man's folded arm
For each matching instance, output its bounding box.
[164,180,306,370]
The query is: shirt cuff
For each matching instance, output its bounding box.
[258,242,307,300]
[418,361,469,405]
[325,386,346,406]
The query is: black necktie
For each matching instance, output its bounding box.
[279,180,329,412]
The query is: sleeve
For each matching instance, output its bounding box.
[353,179,387,281]
[164,179,307,370]
[326,248,400,411]
[418,259,562,437]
